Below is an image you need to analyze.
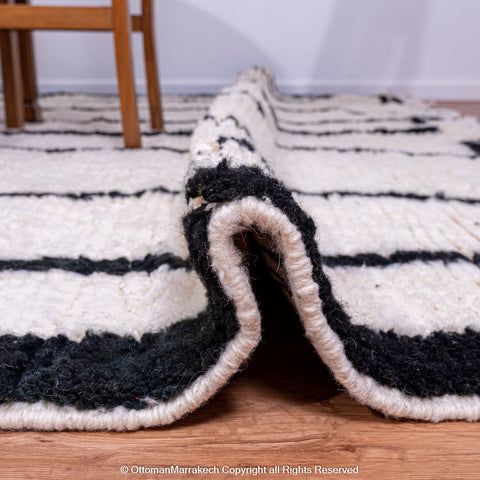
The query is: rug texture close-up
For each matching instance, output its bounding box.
[0,66,479,431]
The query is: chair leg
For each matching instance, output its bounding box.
[0,16,24,128]
[141,0,163,131]
[16,0,41,122]
[112,0,141,148]
[17,30,41,122]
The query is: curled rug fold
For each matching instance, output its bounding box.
[1,67,479,430]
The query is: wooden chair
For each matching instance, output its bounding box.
[0,0,163,148]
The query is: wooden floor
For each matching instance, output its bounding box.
[1,102,479,480]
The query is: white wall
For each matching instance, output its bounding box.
[7,0,480,98]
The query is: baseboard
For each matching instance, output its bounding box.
[10,78,480,100]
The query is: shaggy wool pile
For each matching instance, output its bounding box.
[1,67,479,431]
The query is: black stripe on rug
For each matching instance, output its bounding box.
[203,114,253,139]
[0,144,190,154]
[275,141,475,158]
[463,140,480,156]
[0,129,193,137]
[40,117,198,126]
[257,244,479,270]
[217,135,256,152]
[185,161,480,398]
[277,115,443,126]
[0,306,238,410]
[323,251,479,268]
[0,253,191,275]
[273,104,366,115]
[289,189,480,205]
[0,184,181,200]
[41,105,209,113]
[276,125,439,137]
[378,94,403,104]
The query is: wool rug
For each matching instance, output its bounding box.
[0,67,479,431]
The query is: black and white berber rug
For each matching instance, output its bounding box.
[1,67,479,430]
